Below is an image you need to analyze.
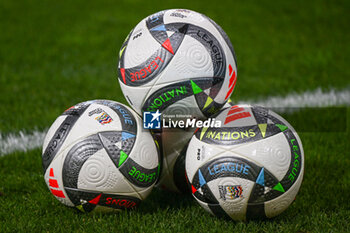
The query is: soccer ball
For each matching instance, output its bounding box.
[41,100,160,212]
[156,101,234,193]
[185,105,304,220]
[154,127,194,193]
[117,9,237,118]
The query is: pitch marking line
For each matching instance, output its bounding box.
[238,87,350,108]
[0,130,46,156]
[1,87,349,156]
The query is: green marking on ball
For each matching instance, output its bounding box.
[190,80,203,94]
[276,124,288,132]
[118,150,128,167]
[272,182,285,193]
[203,96,213,109]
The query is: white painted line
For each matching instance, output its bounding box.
[238,87,350,108]
[0,87,349,157]
[0,130,47,156]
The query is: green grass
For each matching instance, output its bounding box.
[0,0,349,133]
[1,128,349,232]
[0,0,350,232]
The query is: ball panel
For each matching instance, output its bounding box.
[195,125,264,146]
[247,169,284,204]
[206,177,255,221]
[264,170,303,218]
[118,157,158,188]
[194,196,234,219]
[142,78,218,114]
[118,82,152,115]
[185,136,227,182]
[145,10,166,39]
[93,100,138,134]
[55,103,123,163]
[265,109,304,190]
[191,156,261,189]
[98,131,123,166]
[207,203,231,219]
[276,129,304,192]
[189,155,263,221]
[44,154,74,207]
[42,115,66,153]
[62,134,103,190]
[77,148,134,193]
[149,22,188,56]
[194,92,225,118]
[129,185,156,200]
[163,9,206,26]
[42,112,84,174]
[155,35,213,85]
[269,110,305,168]
[213,105,257,128]
[232,133,291,181]
[142,80,193,112]
[98,105,160,189]
[192,182,218,205]
[120,47,173,87]
[132,120,159,169]
[145,12,193,62]
[250,105,269,124]
[63,189,142,212]
[61,101,92,117]
[95,193,141,210]
[164,95,205,119]
[185,24,236,103]
[123,20,160,69]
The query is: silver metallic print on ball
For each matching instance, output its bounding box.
[42,100,160,213]
[118,9,237,118]
[185,105,304,220]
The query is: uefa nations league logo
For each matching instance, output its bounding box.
[143,110,161,129]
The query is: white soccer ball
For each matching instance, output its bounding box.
[155,101,234,193]
[185,105,304,220]
[118,9,237,118]
[42,100,160,212]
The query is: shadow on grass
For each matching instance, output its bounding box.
[137,188,195,214]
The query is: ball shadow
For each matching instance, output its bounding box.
[137,188,195,214]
